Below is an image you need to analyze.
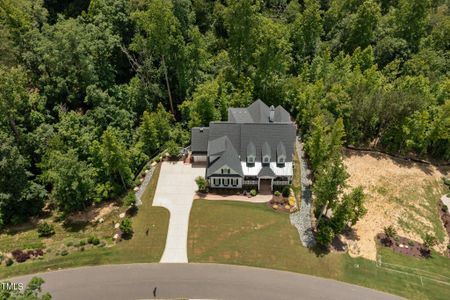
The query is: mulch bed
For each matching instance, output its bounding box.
[376,233,430,258]
[267,196,293,213]
[438,200,450,258]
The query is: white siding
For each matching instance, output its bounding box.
[241,161,293,177]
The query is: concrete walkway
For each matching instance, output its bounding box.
[194,192,272,203]
[152,161,205,263]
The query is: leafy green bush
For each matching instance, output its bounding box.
[274,191,281,197]
[120,218,133,238]
[195,176,207,192]
[250,189,257,197]
[442,204,448,213]
[37,222,55,237]
[65,241,73,247]
[5,258,13,266]
[123,191,137,207]
[282,186,290,197]
[408,240,415,247]
[88,236,100,245]
[79,239,86,247]
[60,249,68,256]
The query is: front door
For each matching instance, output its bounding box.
[259,178,272,194]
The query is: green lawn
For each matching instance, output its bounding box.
[0,163,168,279]
[188,200,450,300]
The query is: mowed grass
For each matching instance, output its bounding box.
[0,163,168,279]
[188,200,450,300]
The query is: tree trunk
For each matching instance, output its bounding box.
[316,201,329,226]
[161,55,175,116]
[8,116,20,142]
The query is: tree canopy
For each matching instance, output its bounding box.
[0,0,448,227]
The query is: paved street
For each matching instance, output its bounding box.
[152,161,205,263]
[8,263,403,300]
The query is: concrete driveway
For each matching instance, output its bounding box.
[153,161,205,263]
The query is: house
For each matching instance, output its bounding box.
[190,100,296,193]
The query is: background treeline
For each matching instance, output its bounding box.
[0,0,448,228]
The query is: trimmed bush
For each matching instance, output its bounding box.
[37,222,55,237]
[79,240,86,247]
[65,241,74,247]
[120,218,133,238]
[250,189,257,197]
[274,191,281,197]
[408,240,415,247]
[12,249,30,263]
[88,236,100,245]
[123,191,136,207]
[60,249,69,256]
[282,186,290,197]
[5,258,13,267]
[195,176,207,192]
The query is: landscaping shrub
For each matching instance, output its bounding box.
[60,249,69,256]
[12,249,30,263]
[442,204,448,213]
[447,244,450,250]
[5,258,13,267]
[37,222,55,237]
[408,240,415,247]
[88,236,100,245]
[120,218,133,238]
[274,191,281,197]
[282,186,290,197]
[250,189,257,197]
[79,239,86,246]
[195,176,207,192]
[80,247,85,252]
[123,191,136,207]
[65,241,74,247]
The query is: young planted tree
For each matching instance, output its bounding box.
[383,225,397,246]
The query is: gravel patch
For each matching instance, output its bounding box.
[290,138,316,248]
[135,165,156,206]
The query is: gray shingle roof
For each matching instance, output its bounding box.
[191,127,209,153]
[247,141,256,158]
[277,141,286,158]
[206,136,243,177]
[258,166,276,177]
[190,100,296,179]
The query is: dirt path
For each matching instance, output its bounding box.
[342,149,449,261]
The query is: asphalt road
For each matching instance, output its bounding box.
[7,263,403,300]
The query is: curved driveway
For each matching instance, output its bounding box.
[8,263,403,300]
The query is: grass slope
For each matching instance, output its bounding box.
[188,200,450,300]
[0,163,168,279]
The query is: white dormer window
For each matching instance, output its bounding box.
[247,156,255,164]
[278,157,284,164]
[263,156,270,164]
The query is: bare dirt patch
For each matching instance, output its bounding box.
[67,202,119,223]
[342,149,449,261]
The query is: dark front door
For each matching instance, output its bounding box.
[259,179,272,194]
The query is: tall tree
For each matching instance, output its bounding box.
[290,0,323,64]
[98,127,133,189]
[224,0,259,76]
[131,0,185,115]
[41,149,96,213]
[395,0,430,52]
[342,0,381,53]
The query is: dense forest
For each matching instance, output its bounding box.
[0,0,448,229]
